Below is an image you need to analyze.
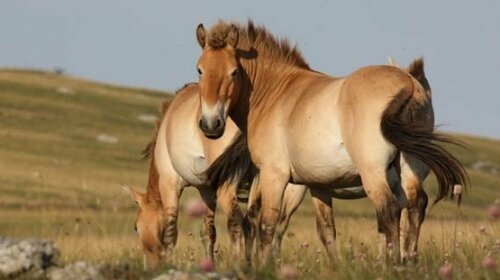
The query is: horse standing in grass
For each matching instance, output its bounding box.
[125,83,346,268]
[194,20,468,263]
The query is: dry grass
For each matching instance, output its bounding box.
[1,201,499,279]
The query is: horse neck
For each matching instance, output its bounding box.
[231,58,304,132]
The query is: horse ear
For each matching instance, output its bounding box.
[196,23,206,48]
[122,185,144,205]
[227,24,239,48]
[407,57,425,79]
[387,56,401,68]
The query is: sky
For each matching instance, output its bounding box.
[1,0,499,139]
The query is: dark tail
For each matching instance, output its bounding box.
[381,58,469,205]
[204,133,258,200]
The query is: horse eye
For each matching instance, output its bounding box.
[231,69,238,78]
[197,68,202,76]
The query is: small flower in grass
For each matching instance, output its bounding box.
[438,263,453,279]
[488,202,500,219]
[300,241,309,248]
[184,199,207,218]
[482,255,496,270]
[494,239,500,252]
[278,264,299,280]
[479,225,487,234]
[199,258,215,272]
[410,251,419,259]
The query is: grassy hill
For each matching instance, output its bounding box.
[0,69,498,278]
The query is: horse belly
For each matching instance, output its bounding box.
[290,139,359,186]
[287,87,359,186]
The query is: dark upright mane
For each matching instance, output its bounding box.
[206,20,310,70]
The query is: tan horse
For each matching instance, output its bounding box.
[194,20,468,263]
[123,83,240,269]
[124,83,329,268]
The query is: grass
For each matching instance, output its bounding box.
[0,69,499,279]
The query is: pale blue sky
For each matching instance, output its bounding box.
[1,1,499,138]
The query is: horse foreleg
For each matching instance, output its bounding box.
[198,188,217,261]
[273,184,307,258]
[257,169,289,263]
[161,181,183,262]
[217,184,244,260]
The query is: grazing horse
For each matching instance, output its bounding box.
[123,83,241,269]
[194,20,468,263]
[124,83,349,268]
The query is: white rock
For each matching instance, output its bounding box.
[56,87,76,95]
[96,134,118,144]
[0,236,59,278]
[48,261,104,280]
[138,114,157,124]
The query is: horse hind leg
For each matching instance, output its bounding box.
[310,187,336,259]
[398,153,429,262]
[358,163,402,263]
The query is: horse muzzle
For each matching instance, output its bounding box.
[199,116,225,139]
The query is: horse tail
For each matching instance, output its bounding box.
[380,58,468,205]
[204,134,258,201]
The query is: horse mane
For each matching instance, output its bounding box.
[140,83,196,204]
[206,20,310,70]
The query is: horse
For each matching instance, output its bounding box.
[123,82,360,268]
[123,83,241,269]
[193,20,468,263]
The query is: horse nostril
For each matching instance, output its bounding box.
[199,119,204,130]
[215,119,222,129]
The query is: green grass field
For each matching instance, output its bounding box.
[0,69,498,279]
